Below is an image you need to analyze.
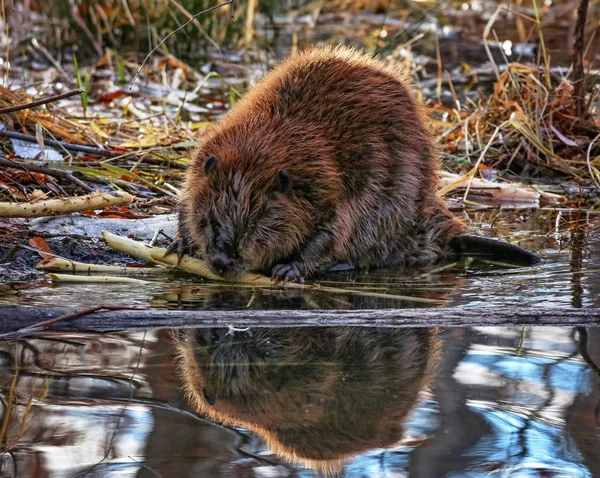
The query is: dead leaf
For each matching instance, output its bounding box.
[29,236,53,260]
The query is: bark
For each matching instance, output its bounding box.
[0,306,598,335]
[573,0,590,117]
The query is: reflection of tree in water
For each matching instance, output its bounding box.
[512,329,580,460]
[419,327,598,477]
[0,333,156,477]
[567,327,600,475]
[176,327,441,473]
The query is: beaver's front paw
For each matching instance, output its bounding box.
[271,263,305,284]
[164,236,197,265]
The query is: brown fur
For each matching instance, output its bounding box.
[175,327,440,472]
[178,44,465,281]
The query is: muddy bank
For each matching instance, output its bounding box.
[0,214,177,283]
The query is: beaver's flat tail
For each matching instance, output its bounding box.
[448,235,542,266]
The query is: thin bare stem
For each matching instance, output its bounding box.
[130,0,234,89]
[573,0,590,117]
[0,130,121,157]
[167,0,221,51]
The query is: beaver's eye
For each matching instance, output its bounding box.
[247,221,257,232]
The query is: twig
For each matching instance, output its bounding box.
[0,130,122,157]
[167,0,221,51]
[31,38,67,75]
[483,5,502,81]
[0,156,94,192]
[243,0,256,47]
[463,124,504,202]
[573,0,590,117]
[70,5,103,56]
[37,257,161,274]
[129,0,235,89]
[1,0,8,87]
[0,88,85,115]
[47,273,150,284]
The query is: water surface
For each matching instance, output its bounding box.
[0,209,598,477]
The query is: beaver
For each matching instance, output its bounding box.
[176,326,440,472]
[171,45,540,283]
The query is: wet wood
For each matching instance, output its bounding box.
[0,306,598,335]
[0,191,133,218]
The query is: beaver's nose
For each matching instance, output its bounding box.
[210,252,234,275]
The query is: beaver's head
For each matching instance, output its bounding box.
[184,148,312,278]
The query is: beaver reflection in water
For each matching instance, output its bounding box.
[172,45,540,282]
[176,327,440,471]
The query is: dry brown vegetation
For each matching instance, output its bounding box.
[0,0,599,211]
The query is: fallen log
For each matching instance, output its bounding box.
[0,306,598,336]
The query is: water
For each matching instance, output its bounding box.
[0,210,599,477]
[0,326,598,477]
[2,209,598,309]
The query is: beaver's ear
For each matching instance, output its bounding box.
[275,169,292,195]
[204,155,218,176]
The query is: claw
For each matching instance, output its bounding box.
[271,263,305,285]
[164,237,197,266]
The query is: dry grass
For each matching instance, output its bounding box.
[432,64,600,183]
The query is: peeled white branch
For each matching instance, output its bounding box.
[48,273,149,284]
[37,257,160,274]
[102,231,443,304]
[102,230,155,262]
[0,191,133,218]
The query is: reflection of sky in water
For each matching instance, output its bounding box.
[294,327,597,477]
[453,407,592,478]
[443,328,595,478]
[38,405,153,476]
[343,399,440,478]
[457,354,590,394]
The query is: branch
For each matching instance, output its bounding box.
[0,88,85,115]
[0,130,121,158]
[0,156,94,192]
[573,0,590,117]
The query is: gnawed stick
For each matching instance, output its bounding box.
[37,257,161,274]
[48,273,150,284]
[102,231,444,304]
[0,191,133,218]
